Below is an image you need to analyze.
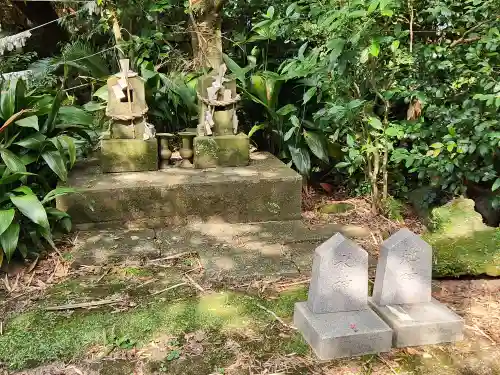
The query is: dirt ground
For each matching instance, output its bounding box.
[0,194,499,375]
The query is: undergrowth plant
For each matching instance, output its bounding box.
[0,78,94,265]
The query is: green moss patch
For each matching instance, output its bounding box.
[320,202,355,214]
[423,198,500,277]
[0,285,309,370]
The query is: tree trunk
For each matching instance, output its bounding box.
[190,0,224,70]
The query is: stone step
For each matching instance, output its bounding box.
[69,221,374,279]
[57,152,302,228]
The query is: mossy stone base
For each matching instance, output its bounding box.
[101,139,158,173]
[194,134,249,168]
[57,152,301,227]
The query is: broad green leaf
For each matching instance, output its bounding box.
[15,133,47,150]
[60,217,72,233]
[15,115,39,130]
[492,178,500,192]
[11,193,50,229]
[368,0,379,13]
[93,85,108,102]
[368,117,383,130]
[248,124,266,138]
[290,115,300,127]
[61,135,76,167]
[276,104,297,116]
[46,207,70,219]
[335,161,350,168]
[223,53,247,83]
[13,185,34,195]
[0,148,26,173]
[58,106,93,126]
[288,144,311,176]
[83,101,105,112]
[385,127,399,136]
[42,187,76,204]
[346,134,355,147]
[304,131,329,162]
[303,87,316,104]
[0,79,19,120]
[349,10,367,18]
[42,91,62,133]
[0,222,20,261]
[37,225,56,249]
[390,40,400,52]
[298,43,308,60]
[284,127,296,141]
[431,142,443,149]
[327,38,345,64]
[0,209,15,236]
[0,172,36,185]
[286,2,297,16]
[370,40,380,57]
[266,6,275,19]
[42,150,68,181]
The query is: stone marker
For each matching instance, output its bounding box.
[369,229,464,347]
[372,228,432,306]
[294,233,392,360]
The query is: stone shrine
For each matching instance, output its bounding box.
[369,229,464,347]
[101,59,157,173]
[294,234,392,360]
[193,64,250,168]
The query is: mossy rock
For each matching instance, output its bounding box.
[320,202,354,214]
[423,198,500,277]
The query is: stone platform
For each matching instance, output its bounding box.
[57,152,301,228]
[67,221,355,280]
[368,298,464,347]
[294,302,393,360]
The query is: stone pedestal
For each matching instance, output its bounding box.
[101,139,158,173]
[293,234,392,360]
[294,303,393,360]
[368,298,464,347]
[194,134,250,168]
[370,229,464,347]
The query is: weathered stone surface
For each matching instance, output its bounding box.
[193,134,250,168]
[101,138,158,173]
[368,298,464,347]
[69,229,159,266]
[294,302,392,360]
[57,152,301,227]
[106,75,147,120]
[307,234,368,314]
[372,229,432,306]
[111,119,146,139]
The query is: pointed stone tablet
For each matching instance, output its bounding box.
[372,229,432,306]
[307,233,368,314]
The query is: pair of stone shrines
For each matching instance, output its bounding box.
[294,229,464,360]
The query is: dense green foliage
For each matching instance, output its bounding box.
[224,0,500,210]
[2,0,499,216]
[0,78,94,265]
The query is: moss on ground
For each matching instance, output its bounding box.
[423,198,500,277]
[0,284,310,370]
